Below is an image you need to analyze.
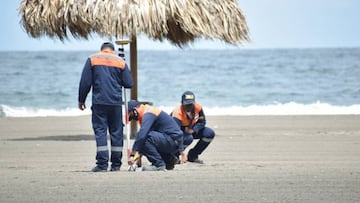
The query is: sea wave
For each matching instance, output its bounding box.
[200,102,360,116]
[0,104,91,117]
[1,102,360,117]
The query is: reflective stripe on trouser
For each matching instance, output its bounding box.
[142,131,178,167]
[92,104,124,168]
[110,146,123,168]
[188,127,215,160]
[96,145,109,168]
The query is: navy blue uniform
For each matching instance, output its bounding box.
[133,104,183,167]
[171,102,215,162]
[78,49,133,170]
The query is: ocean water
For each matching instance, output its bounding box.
[1,48,360,117]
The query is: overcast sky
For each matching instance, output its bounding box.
[1,0,360,51]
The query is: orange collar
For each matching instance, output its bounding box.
[137,104,147,124]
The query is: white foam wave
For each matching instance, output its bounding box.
[163,101,360,115]
[0,104,91,117]
[1,102,360,117]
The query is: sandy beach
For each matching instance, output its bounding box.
[0,115,359,202]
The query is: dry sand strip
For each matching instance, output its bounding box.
[1,115,360,203]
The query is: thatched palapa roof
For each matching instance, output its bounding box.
[19,0,250,46]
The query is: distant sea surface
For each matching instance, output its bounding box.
[1,48,360,117]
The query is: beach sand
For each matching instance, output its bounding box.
[0,115,359,202]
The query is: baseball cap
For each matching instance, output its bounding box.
[181,91,195,104]
[127,100,139,112]
[100,42,115,51]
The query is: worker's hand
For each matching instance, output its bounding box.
[128,151,141,165]
[128,156,135,165]
[180,151,187,164]
[78,102,86,110]
[185,127,194,134]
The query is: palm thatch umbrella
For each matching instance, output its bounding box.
[19,0,250,45]
[18,0,250,135]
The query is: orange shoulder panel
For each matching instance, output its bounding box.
[171,105,183,120]
[194,102,202,113]
[172,104,190,126]
[146,106,161,116]
[90,52,125,69]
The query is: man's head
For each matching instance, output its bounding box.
[100,42,115,51]
[181,91,195,112]
[128,100,139,121]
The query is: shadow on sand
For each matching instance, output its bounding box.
[8,134,93,141]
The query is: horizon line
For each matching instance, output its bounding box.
[1,46,360,52]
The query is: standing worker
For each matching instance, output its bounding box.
[78,42,134,172]
[127,100,187,171]
[171,91,215,164]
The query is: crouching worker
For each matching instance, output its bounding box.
[127,100,187,171]
[171,91,215,164]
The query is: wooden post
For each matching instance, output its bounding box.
[130,35,138,139]
[116,37,152,139]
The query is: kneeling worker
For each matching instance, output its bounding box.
[171,91,215,163]
[127,100,187,171]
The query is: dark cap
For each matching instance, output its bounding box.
[181,91,195,104]
[127,100,139,112]
[100,42,115,51]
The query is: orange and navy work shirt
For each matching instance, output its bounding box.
[171,102,206,134]
[133,104,184,152]
[78,50,133,105]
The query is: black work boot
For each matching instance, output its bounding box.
[187,149,204,164]
[166,156,180,170]
[91,165,107,172]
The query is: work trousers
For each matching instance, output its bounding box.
[142,131,179,167]
[92,104,123,169]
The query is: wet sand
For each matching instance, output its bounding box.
[1,115,360,202]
